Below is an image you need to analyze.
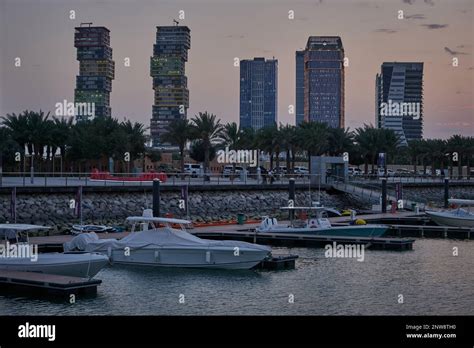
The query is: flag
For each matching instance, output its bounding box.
[75,186,82,218]
[181,184,188,216]
[10,187,17,223]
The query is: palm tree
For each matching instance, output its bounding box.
[256,125,278,170]
[279,124,297,173]
[221,122,242,178]
[161,118,194,174]
[190,112,223,180]
[297,121,329,173]
[51,116,74,173]
[121,120,147,172]
[0,127,18,175]
[447,135,470,178]
[355,124,386,174]
[2,110,52,172]
[327,127,354,156]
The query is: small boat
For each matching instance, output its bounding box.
[0,224,109,278]
[71,225,117,235]
[256,206,388,237]
[426,199,474,228]
[64,211,272,270]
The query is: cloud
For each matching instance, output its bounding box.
[374,28,398,34]
[424,0,435,6]
[444,47,468,55]
[405,14,425,19]
[421,24,448,29]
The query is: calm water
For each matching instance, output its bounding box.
[0,238,473,315]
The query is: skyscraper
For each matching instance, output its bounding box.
[375,62,424,146]
[150,25,190,147]
[74,24,115,121]
[302,36,345,128]
[295,50,305,126]
[239,57,278,130]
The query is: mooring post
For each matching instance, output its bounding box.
[444,177,449,208]
[381,178,387,213]
[289,178,295,220]
[153,178,161,217]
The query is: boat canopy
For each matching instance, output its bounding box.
[126,216,192,225]
[0,224,50,231]
[448,199,474,206]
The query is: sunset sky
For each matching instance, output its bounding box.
[0,0,473,138]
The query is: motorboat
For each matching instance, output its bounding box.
[256,206,388,237]
[425,199,474,228]
[0,224,109,278]
[64,212,272,270]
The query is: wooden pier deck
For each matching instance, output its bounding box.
[0,270,101,297]
[190,229,415,251]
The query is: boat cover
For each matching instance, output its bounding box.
[64,228,271,252]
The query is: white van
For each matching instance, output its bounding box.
[183,163,203,177]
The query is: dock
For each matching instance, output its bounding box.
[191,229,414,251]
[0,270,101,297]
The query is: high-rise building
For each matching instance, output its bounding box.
[74,24,115,121]
[375,62,424,146]
[239,57,278,130]
[302,36,345,128]
[295,50,305,126]
[150,25,190,147]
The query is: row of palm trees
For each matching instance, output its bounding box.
[407,136,474,177]
[165,114,473,177]
[164,113,401,175]
[2,110,472,177]
[0,110,147,172]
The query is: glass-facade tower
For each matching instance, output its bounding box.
[375,62,424,146]
[74,25,115,121]
[295,50,305,126]
[240,57,278,130]
[303,36,345,128]
[150,25,190,147]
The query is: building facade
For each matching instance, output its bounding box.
[239,57,278,130]
[375,62,424,146]
[74,25,115,121]
[295,50,305,126]
[302,36,345,128]
[150,25,190,147]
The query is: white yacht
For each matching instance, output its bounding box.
[64,212,271,270]
[426,199,474,228]
[257,206,388,237]
[0,224,109,278]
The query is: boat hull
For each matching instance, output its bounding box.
[0,253,109,278]
[426,211,474,228]
[104,247,270,270]
[257,225,388,237]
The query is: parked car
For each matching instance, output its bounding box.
[348,167,362,176]
[222,165,244,177]
[395,168,412,177]
[294,166,309,175]
[377,168,395,177]
[272,166,287,174]
[183,163,203,178]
